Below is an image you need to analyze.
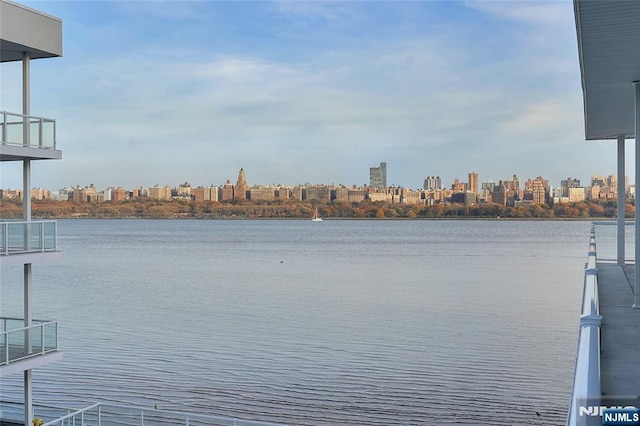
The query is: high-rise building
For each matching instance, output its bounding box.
[424,176,442,191]
[468,172,478,194]
[526,176,549,205]
[369,162,387,189]
[234,168,248,201]
[221,180,234,201]
[451,179,466,192]
[0,3,64,424]
[506,174,521,191]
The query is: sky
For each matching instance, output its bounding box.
[0,0,634,192]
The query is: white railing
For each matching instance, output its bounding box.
[40,403,288,426]
[0,111,56,150]
[0,220,57,255]
[0,317,59,366]
[566,224,602,425]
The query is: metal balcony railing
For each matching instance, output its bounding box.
[0,220,57,255]
[566,225,602,425]
[39,403,287,426]
[0,111,56,150]
[0,317,59,366]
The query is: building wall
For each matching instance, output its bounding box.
[568,187,586,203]
[306,186,331,202]
[348,190,366,203]
[221,181,234,201]
[333,187,349,202]
[249,187,275,201]
[148,186,172,200]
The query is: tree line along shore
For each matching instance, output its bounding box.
[0,198,634,220]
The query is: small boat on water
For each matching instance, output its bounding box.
[312,207,323,222]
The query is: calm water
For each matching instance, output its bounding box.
[1,219,590,425]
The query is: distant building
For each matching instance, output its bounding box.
[73,184,98,203]
[234,168,248,201]
[568,187,586,202]
[347,189,366,203]
[400,188,422,205]
[111,187,127,203]
[148,185,172,200]
[0,188,22,199]
[424,176,442,191]
[451,191,477,206]
[249,186,275,201]
[451,179,466,193]
[491,185,507,206]
[306,185,331,202]
[275,186,290,200]
[193,186,219,202]
[524,176,549,205]
[369,162,387,189]
[221,180,234,201]
[333,187,349,202]
[468,172,478,194]
[506,174,521,191]
[177,182,192,197]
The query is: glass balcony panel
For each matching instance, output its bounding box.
[29,120,39,147]
[0,225,5,252]
[6,222,26,253]
[44,322,57,352]
[44,221,56,250]
[5,120,23,145]
[41,119,55,149]
[28,326,44,353]
[29,222,43,251]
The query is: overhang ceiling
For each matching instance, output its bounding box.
[574,0,640,140]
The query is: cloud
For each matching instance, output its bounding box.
[1,0,603,190]
[464,0,574,28]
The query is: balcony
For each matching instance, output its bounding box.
[0,220,57,255]
[0,317,62,376]
[0,111,61,161]
[0,401,288,426]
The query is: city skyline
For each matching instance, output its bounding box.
[0,1,637,191]
[0,167,629,196]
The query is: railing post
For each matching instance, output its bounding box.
[617,135,626,265]
[41,323,45,355]
[98,405,102,426]
[2,111,6,143]
[39,117,43,149]
[4,331,9,364]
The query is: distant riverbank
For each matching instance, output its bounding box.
[0,198,632,220]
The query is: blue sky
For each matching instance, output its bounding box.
[1,0,632,191]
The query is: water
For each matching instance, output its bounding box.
[1,219,590,425]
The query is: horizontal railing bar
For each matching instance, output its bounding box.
[0,111,55,121]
